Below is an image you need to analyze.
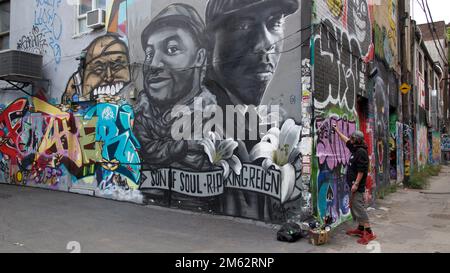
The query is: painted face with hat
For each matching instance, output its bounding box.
[141,4,207,109]
[206,0,299,106]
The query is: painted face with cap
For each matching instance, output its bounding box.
[143,26,206,107]
[141,4,208,109]
[210,5,286,106]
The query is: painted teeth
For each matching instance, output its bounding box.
[94,83,124,96]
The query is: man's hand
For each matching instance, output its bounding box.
[332,124,338,133]
[333,124,350,143]
[351,183,359,193]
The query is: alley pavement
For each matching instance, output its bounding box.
[1,165,450,253]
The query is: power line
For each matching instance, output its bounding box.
[416,0,447,66]
[423,0,448,66]
[417,0,448,67]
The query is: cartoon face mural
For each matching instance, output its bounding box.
[62,35,131,104]
[84,37,130,98]
[205,0,299,106]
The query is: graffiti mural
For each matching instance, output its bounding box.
[312,0,373,226]
[313,18,370,113]
[442,135,450,152]
[358,101,375,200]
[129,0,306,223]
[0,93,142,200]
[396,122,404,183]
[372,0,398,68]
[1,23,143,201]
[316,117,356,223]
[84,100,141,186]
[32,0,62,65]
[317,117,357,170]
[417,125,428,168]
[429,131,441,165]
[17,26,48,55]
[106,0,130,37]
[442,134,450,162]
[403,124,413,177]
[0,0,379,224]
[62,35,131,104]
[417,71,426,109]
[370,61,391,188]
[389,114,397,180]
[135,4,214,170]
[0,98,29,164]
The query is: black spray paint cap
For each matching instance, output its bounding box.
[141,3,206,49]
[206,0,299,30]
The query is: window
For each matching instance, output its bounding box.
[0,0,10,50]
[77,0,107,34]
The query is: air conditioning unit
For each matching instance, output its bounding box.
[0,50,43,82]
[87,9,106,29]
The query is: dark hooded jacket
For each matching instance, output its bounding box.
[346,141,369,193]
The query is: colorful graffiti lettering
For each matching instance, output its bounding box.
[317,117,357,170]
[417,125,428,168]
[430,132,441,165]
[396,122,404,182]
[403,125,413,177]
[33,97,83,170]
[0,99,29,162]
[84,101,141,186]
[0,96,141,197]
[316,117,356,224]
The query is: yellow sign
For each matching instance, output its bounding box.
[400,83,411,94]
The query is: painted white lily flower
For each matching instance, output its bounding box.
[200,132,242,178]
[250,119,302,204]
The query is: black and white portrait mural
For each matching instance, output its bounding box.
[135,4,215,170]
[129,0,309,223]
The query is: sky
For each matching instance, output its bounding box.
[411,0,450,25]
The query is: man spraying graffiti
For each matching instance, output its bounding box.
[334,125,376,245]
